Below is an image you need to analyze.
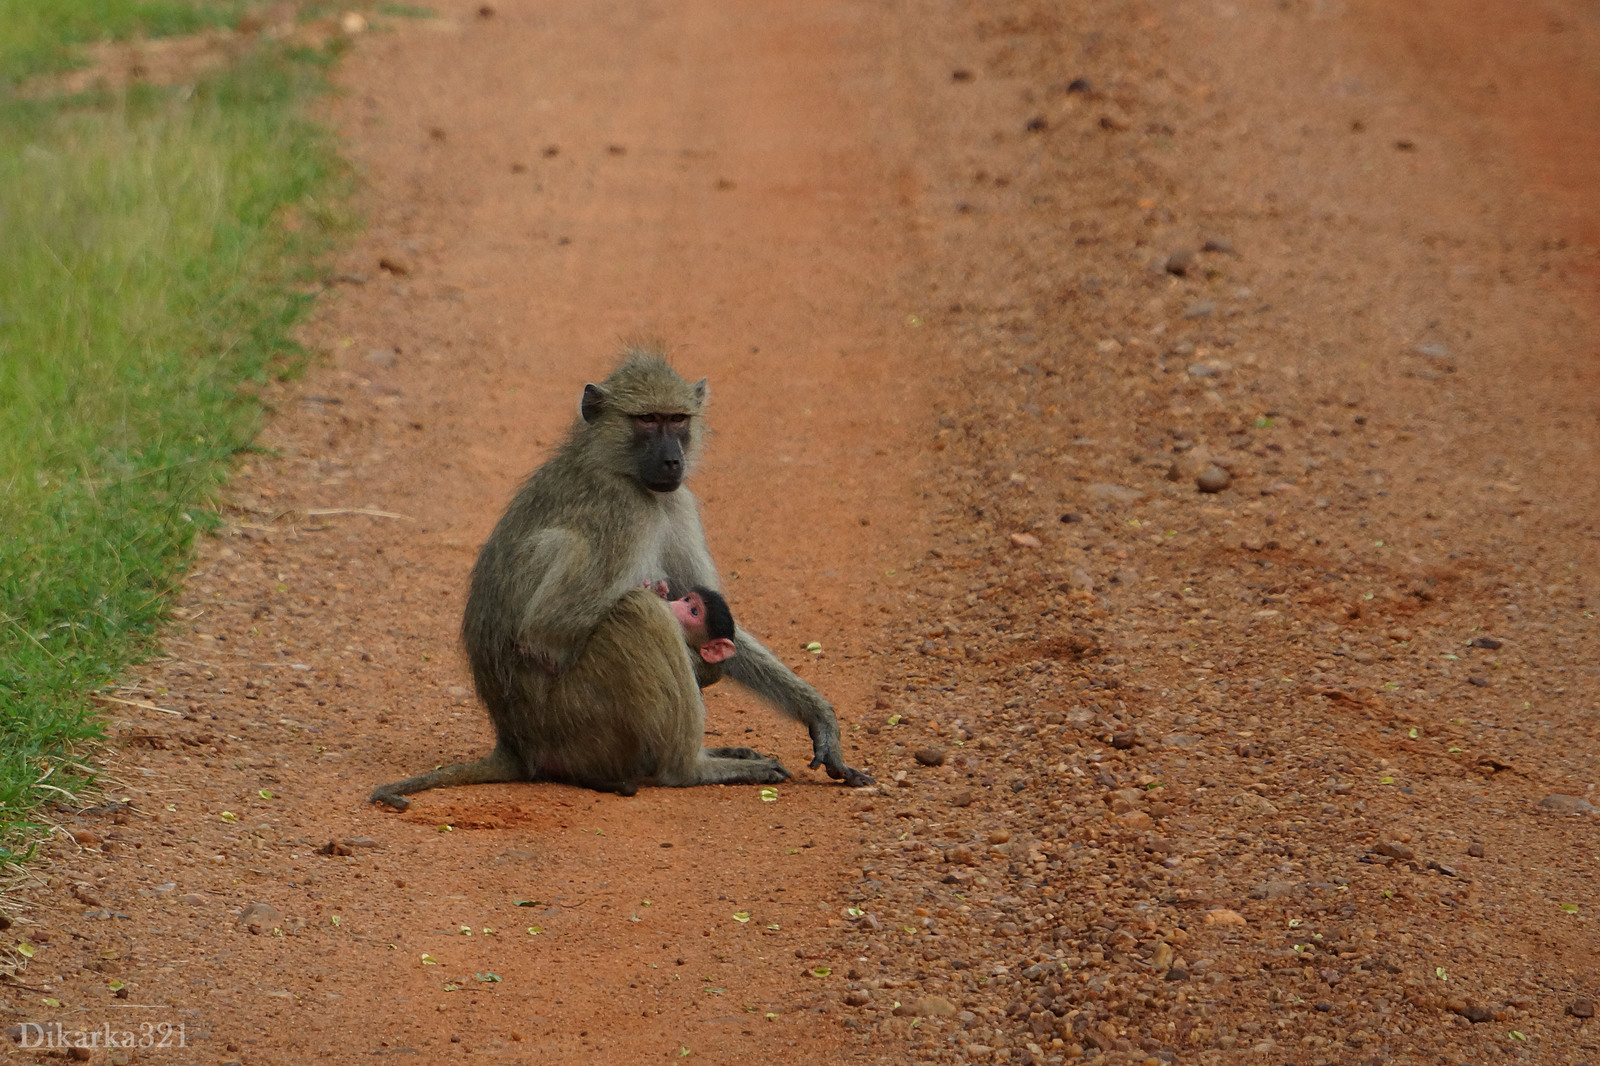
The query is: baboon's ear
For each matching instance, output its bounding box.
[698,637,736,665]
[581,383,607,423]
[693,377,709,408]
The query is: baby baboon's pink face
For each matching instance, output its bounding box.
[670,592,735,664]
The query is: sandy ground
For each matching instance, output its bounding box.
[5,0,1598,1064]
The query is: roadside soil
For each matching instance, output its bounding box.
[6,1,1598,1065]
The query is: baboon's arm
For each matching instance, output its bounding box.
[723,631,873,787]
[660,496,873,787]
[513,528,615,673]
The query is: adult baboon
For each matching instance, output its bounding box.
[370,347,870,809]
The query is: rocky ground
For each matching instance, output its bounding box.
[4,0,1598,1064]
[820,1,1600,1063]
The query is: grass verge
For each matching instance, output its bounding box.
[0,16,349,859]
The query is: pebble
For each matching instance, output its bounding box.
[1201,236,1235,254]
[844,989,872,1007]
[365,348,398,368]
[914,747,947,767]
[1196,465,1231,493]
[911,996,957,1018]
[1085,482,1146,506]
[1374,841,1415,861]
[949,789,975,808]
[1182,301,1216,320]
[1152,942,1174,970]
[378,253,412,276]
[1538,794,1597,814]
[180,893,207,906]
[947,845,978,866]
[1468,635,1503,649]
[1161,733,1202,748]
[988,830,1011,845]
[1467,842,1485,858]
[240,902,284,935]
[1569,998,1595,1019]
[1250,881,1297,900]
[1164,249,1196,276]
[1204,908,1247,926]
[1008,531,1042,548]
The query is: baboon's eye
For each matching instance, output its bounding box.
[666,413,689,426]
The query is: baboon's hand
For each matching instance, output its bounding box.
[518,639,577,677]
[807,721,875,787]
[369,788,411,811]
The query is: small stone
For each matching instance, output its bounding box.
[1086,483,1146,506]
[1066,78,1092,93]
[1151,942,1174,971]
[1111,731,1137,750]
[988,830,1012,845]
[71,883,103,907]
[1196,466,1231,493]
[914,747,946,767]
[913,996,958,1018]
[1568,998,1595,1019]
[1203,908,1247,927]
[1456,1003,1493,1024]
[1467,675,1490,687]
[1163,968,1189,981]
[1161,733,1202,748]
[844,989,872,1007]
[1182,300,1216,320]
[70,829,102,847]
[1467,842,1485,858]
[1165,249,1196,276]
[1250,881,1297,900]
[378,254,412,276]
[1201,237,1235,254]
[947,845,977,866]
[1374,841,1415,861]
[365,348,398,368]
[240,902,283,935]
[180,893,206,906]
[949,789,975,808]
[1538,794,1597,814]
[1468,635,1503,649]
[1116,810,1153,830]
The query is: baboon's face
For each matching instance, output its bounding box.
[631,412,692,492]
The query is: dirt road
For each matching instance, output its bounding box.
[10,0,1600,1064]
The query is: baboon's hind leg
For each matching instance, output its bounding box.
[655,750,791,787]
[369,743,524,811]
[704,746,768,760]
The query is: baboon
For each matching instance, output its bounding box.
[371,584,783,804]
[370,346,871,809]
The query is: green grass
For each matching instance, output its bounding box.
[0,25,349,858]
[0,1,260,87]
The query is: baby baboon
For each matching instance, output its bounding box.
[369,346,870,809]
[658,583,737,687]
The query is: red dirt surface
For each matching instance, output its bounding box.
[6,1,1598,1064]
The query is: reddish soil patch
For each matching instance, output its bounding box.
[7,1,1600,1065]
